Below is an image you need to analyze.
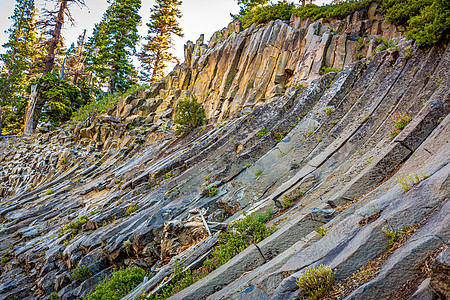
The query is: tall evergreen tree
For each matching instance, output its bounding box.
[139,0,184,83]
[24,0,86,133]
[0,0,41,135]
[88,0,141,94]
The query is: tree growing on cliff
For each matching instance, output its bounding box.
[139,0,184,83]
[174,93,206,134]
[87,0,141,94]
[0,0,41,135]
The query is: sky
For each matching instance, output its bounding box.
[0,0,330,69]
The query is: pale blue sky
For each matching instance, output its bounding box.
[0,0,330,67]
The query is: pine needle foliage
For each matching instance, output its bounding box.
[174,93,206,134]
[87,0,141,94]
[140,0,184,83]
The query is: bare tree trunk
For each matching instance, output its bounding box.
[43,0,67,76]
[302,0,306,7]
[24,0,67,133]
[73,29,86,85]
[23,84,39,134]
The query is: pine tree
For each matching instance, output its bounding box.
[0,0,41,135]
[88,0,142,94]
[23,0,86,133]
[139,0,184,83]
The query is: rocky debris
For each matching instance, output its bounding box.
[430,247,450,298]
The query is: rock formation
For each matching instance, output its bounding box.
[0,4,449,300]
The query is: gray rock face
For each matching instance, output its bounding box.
[430,247,450,298]
[0,7,449,300]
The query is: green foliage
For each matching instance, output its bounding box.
[296,265,334,300]
[86,0,141,93]
[70,265,93,282]
[238,2,294,28]
[208,187,218,197]
[281,195,294,209]
[382,225,402,248]
[45,189,54,195]
[125,205,139,216]
[32,74,85,126]
[140,0,184,83]
[50,292,59,300]
[320,67,342,75]
[257,127,268,138]
[70,85,147,123]
[236,0,450,47]
[58,215,88,239]
[174,93,206,134]
[273,130,288,143]
[149,211,274,299]
[0,0,42,135]
[85,267,146,300]
[405,0,450,47]
[389,111,411,137]
[255,168,262,178]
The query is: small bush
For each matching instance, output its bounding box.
[70,265,93,282]
[320,67,342,75]
[382,225,402,248]
[255,168,262,178]
[125,205,139,216]
[296,265,334,299]
[174,93,206,134]
[280,195,294,209]
[58,215,88,239]
[45,189,54,195]
[273,130,288,143]
[85,267,146,300]
[257,128,268,138]
[390,111,412,137]
[208,187,218,197]
[149,211,275,299]
[50,292,59,300]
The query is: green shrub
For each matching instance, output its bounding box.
[273,130,288,143]
[280,195,294,209]
[85,267,146,300]
[389,111,411,137]
[125,205,139,216]
[208,187,218,197]
[236,0,450,48]
[255,168,262,178]
[149,211,275,299]
[58,215,88,239]
[33,74,86,126]
[257,128,268,138]
[50,292,59,300]
[320,67,342,75]
[174,93,206,134]
[70,85,148,124]
[296,265,334,299]
[70,265,93,282]
[238,2,294,28]
[45,189,53,195]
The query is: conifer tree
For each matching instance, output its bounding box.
[139,0,184,83]
[0,0,41,135]
[88,0,141,94]
[23,0,86,133]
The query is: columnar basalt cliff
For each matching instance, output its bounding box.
[0,5,449,300]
